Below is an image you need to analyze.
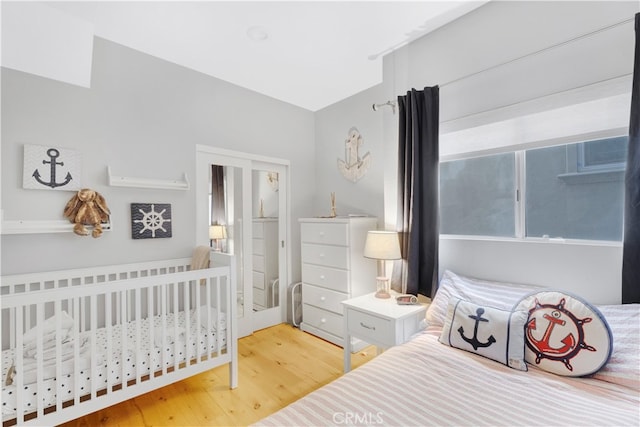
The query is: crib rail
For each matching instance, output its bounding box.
[1,263,237,426]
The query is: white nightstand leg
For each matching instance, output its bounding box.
[344,317,352,373]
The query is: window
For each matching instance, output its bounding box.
[440,135,628,242]
[440,153,515,237]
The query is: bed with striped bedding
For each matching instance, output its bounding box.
[256,271,640,427]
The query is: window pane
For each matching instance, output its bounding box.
[440,153,515,237]
[525,137,627,241]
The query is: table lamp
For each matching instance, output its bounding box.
[209,224,227,251]
[363,230,401,298]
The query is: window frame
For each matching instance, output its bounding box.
[439,130,628,246]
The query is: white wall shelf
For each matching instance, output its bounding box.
[107,166,190,190]
[1,219,112,235]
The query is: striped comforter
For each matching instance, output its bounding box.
[256,329,639,427]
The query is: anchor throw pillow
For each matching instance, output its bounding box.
[514,290,613,377]
[439,297,528,371]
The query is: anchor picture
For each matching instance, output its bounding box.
[458,307,497,350]
[525,298,596,372]
[23,144,81,191]
[337,127,371,182]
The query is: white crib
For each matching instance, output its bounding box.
[0,257,237,426]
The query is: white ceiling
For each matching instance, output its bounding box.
[13,1,486,111]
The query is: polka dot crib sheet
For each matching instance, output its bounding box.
[2,308,227,417]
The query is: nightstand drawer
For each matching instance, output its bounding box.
[301,264,349,292]
[302,283,347,314]
[301,243,348,269]
[303,304,343,337]
[301,223,349,246]
[347,309,393,345]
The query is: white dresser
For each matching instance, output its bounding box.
[299,216,377,351]
[252,218,279,310]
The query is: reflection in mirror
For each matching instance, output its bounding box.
[209,164,245,318]
[251,170,279,311]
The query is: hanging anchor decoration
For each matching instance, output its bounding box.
[23,144,82,191]
[337,127,371,182]
[525,298,596,372]
[33,148,72,188]
[458,307,497,350]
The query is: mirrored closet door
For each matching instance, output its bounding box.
[196,146,289,337]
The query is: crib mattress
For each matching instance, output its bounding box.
[2,308,227,417]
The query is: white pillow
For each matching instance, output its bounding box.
[22,311,75,349]
[427,270,542,329]
[514,290,612,377]
[590,303,639,390]
[439,297,528,371]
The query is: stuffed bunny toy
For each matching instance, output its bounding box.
[63,188,110,238]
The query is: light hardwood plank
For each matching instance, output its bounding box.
[62,324,375,427]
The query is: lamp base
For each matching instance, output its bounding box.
[375,276,391,299]
[374,290,391,299]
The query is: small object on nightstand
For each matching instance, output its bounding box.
[396,294,419,305]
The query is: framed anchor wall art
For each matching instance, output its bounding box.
[23,144,82,191]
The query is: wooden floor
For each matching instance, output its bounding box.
[62,323,375,427]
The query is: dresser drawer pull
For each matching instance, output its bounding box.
[320,296,326,301]
[319,231,325,237]
[321,318,327,324]
[319,253,325,258]
[320,275,326,280]
[360,322,375,331]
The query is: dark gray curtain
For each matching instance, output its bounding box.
[622,13,640,304]
[211,165,225,225]
[391,87,439,298]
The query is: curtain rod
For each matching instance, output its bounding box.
[373,16,635,113]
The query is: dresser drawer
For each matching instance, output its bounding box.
[302,283,347,314]
[253,271,265,290]
[301,243,348,269]
[253,238,264,255]
[303,304,343,338]
[302,264,349,293]
[254,287,267,307]
[301,223,348,246]
[253,254,265,272]
[347,309,393,345]
[252,222,264,238]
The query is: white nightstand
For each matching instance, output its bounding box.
[342,292,427,373]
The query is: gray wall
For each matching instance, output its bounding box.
[1,37,315,276]
[313,84,385,223]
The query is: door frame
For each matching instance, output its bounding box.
[195,145,291,337]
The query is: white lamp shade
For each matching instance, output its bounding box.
[209,224,227,240]
[363,231,401,260]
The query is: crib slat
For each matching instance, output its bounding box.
[73,297,82,408]
[105,291,113,397]
[135,286,142,384]
[15,306,25,425]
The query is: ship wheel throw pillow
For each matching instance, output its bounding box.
[514,291,612,377]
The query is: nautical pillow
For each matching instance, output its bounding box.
[439,297,528,371]
[514,291,613,377]
[427,270,542,329]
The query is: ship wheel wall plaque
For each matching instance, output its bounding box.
[130,203,173,239]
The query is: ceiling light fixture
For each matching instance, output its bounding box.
[246,26,269,42]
